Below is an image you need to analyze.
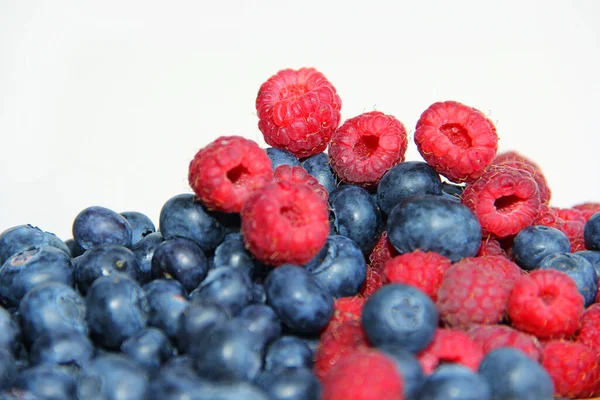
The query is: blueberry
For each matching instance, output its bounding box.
[190,267,252,316]
[198,382,271,400]
[132,231,163,284]
[265,265,334,335]
[304,235,366,297]
[377,161,443,215]
[512,225,571,271]
[18,282,87,346]
[362,284,438,353]
[0,224,70,266]
[159,193,226,252]
[250,282,267,304]
[236,304,282,346]
[0,307,20,355]
[212,233,255,277]
[0,246,74,308]
[575,249,600,279]
[387,195,481,262]
[64,238,84,258]
[72,206,133,250]
[29,331,94,374]
[266,147,301,169]
[146,357,206,400]
[539,252,598,307]
[379,344,425,400]
[74,243,142,295]
[478,347,554,400]
[86,274,149,349]
[0,350,16,390]
[176,301,230,354]
[584,212,600,250]
[143,279,189,340]
[151,238,208,293]
[121,327,174,373]
[120,211,156,245]
[418,364,491,400]
[264,336,313,372]
[13,365,76,400]
[301,152,338,193]
[255,367,321,400]
[76,354,148,400]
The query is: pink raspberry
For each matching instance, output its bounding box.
[417,328,484,374]
[368,231,399,274]
[274,164,329,202]
[477,237,507,257]
[550,207,587,252]
[573,202,600,221]
[576,303,600,351]
[359,267,384,299]
[324,296,365,333]
[467,324,543,361]
[491,150,551,205]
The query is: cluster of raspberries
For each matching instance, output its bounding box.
[188,67,600,400]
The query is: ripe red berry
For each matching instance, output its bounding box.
[467,324,543,361]
[573,202,600,221]
[368,231,399,274]
[359,267,384,299]
[576,303,600,351]
[417,328,484,374]
[274,164,329,202]
[477,237,507,257]
[323,296,365,333]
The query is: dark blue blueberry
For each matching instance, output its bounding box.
[72,206,133,250]
[265,264,333,335]
[329,185,382,253]
[132,232,163,284]
[362,283,438,353]
[120,211,156,245]
[121,327,174,373]
[211,211,242,236]
[64,238,84,258]
[377,161,443,215]
[250,283,266,304]
[575,249,600,279]
[74,243,142,295]
[379,344,425,400]
[18,282,87,346]
[297,336,320,362]
[442,181,465,198]
[86,275,148,349]
[29,331,94,374]
[512,225,571,271]
[176,300,229,354]
[76,354,148,400]
[236,304,282,346]
[584,212,600,251]
[0,224,70,266]
[0,307,20,355]
[151,238,208,293]
[198,382,271,400]
[146,357,207,400]
[0,246,74,308]
[301,152,338,193]
[255,367,321,400]
[539,252,598,307]
[190,267,251,316]
[266,147,301,169]
[478,347,554,400]
[159,194,226,252]
[387,195,481,262]
[304,235,366,297]
[13,365,76,400]
[212,233,255,277]
[418,364,491,400]
[440,192,461,203]
[143,279,189,340]
[0,350,16,390]
[264,336,313,372]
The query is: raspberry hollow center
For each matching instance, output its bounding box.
[280,205,304,227]
[494,194,522,213]
[227,164,250,185]
[281,84,307,101]
[440,123,472,149]
[539,288,557,305]
[354,135,380,159]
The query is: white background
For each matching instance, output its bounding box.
[1,1,599,240]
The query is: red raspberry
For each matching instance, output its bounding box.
[477,237,507,257]
[382,251,451,302]
[414,100,498,183]
[256,67,342,158]
[507,269,584,339]
[321,348,404,400]
[368,231,399,274]
[474,255,523,286]
[467,324,543,361]
[328,111,408,187]
[324,296,365,333]
[359,267,384,298]
[417,328,484,374]
[577,303,600,351]
[573,202,600,221]
[550,207,587,252]
[461,165,542,238]
[188,136,273,213]
[541,340,600,398]
[274,164,328,202]
[240,180,329,266]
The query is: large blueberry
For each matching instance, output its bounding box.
[302,152,338,193]
[143,279,189,340]
[13,365,76,399]
[190,267,251,316]
[132,232,163,284]
[255,367,322,400]
[250,282,267,304]
[584,212,600,251]
[72,205,133,250]
[0,307,20,355]
[418,364,491,400]
[266,147,301,169]
[539,252,598,307]
[120,211,156,245]
[65,238,84,258]
[176,300,230,354]
[76,354,148,400]
[376,161,443,215]
[121,327,174,373]
[362,284,438,353]
[159,193,226,252]
[512,225,571,271]
[575,249,600,279]
[197,382,271,400]
[304,235,366,297]
[29,331,94,374]
[379,344,425,400]
[264,335,313,372]
[151,238,208,293]
[0,350,16,391]
[236,304,282,346]
[387,195,481,262]
[0,224,70,266]
[265,265,333,335]
[146,357,207,400]
[211,233,255,277]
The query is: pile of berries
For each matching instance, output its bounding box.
[0,66,599,400]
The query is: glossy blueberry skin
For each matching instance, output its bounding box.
[575,250,600,279]
[159,193,226,252]
[539,252,598,307]
[265,265,334,335]
[121,327,174,373]
[0,350,16,391]
[418,364,491,400]
[251,283,267,304]
[143,279,189,340]
[512,225,571,271]
[76,354,148,400]
[177,300,230,354]
[478,347,554,400]
[236,304,282,347]
[379,344,425,400]
[211,233,255,277]
[0,307,20,355]
[362,284,438,353]
[0,246,74,308]
[301,152,338,193]
[198,382,271,400]
[72,206,133,250]
[74,243,142,295]
[65,238,84,258]
[86,275,149,349]
[190,267,252,316]
[255,367,322,400]
[0,224,70,266]
[387,195,481,262]
[304,235,366,297]
[120,211,156,245]
[13,365,76,399]
[266,147,301,169]
[132,232,163,284]
[264,336,313,372]
[584,212,600,250]
[146,357,207,400]
[18,282,87,346]
[151,238,208,293]
[29,331,94,374]
[329,185,383,253]
[377,161,443,215]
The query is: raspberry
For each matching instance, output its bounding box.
[321,348,404,400]
[477,237,507,257]
[414,100,498,183]
[577,303,600,351]
[359,267,384,298]
[256,67,342,158]
[473,255,523,286]
[274,164,328,202]
[573,202,600,221]
[461,165,542,238]
[368,231,399,274]
[324,296,365,333]
[240,180,329,266]
[507,269,584,339]
[382,251,451,302]
[550,207,587,252]
[417,328,484,374]
[328,111,408,187]
[188,136,274,213]
[541,340,600,398]
[467,324,543,361]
